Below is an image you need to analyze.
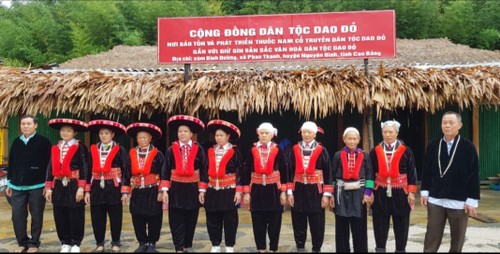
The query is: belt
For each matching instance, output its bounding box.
[171,170,200,183]
[250,170,284,191]
[375,173,408,197]
[54,169,80,187]
[131,174,159,189]
[208,173,236,190]
[90,167,122,190]
[293,170,324,193]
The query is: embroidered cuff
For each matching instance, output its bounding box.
[408,184,417,193]
[323,185,334,193]
[77,180,86,188]
[45,181,53,189]
[160,180,169,189]
[280,184,287,192]
[364,188,373,196]
[365,179,375,189]
[84,184,91,192]
[287,182,294,191]
[243,185,250,193]
[236,186,243,193]
[198,182,208,190]
[120,185,131,194]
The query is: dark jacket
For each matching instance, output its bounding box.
[422,135,480,201]
[7,133,52,186]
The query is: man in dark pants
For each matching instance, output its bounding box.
[5,115,52,253]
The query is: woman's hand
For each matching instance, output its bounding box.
[75,188,84,202]
[287,194,294,207]
[199,192,205,205]
[84,192,91,205]
[234,192,242,206]
[121,193,129,205]
[243,193,251,205]
[321,196,330,209]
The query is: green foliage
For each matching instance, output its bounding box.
[439,0,476,45]
[476,28,500,50]
[117,30,145,46]
[0,0,499,68]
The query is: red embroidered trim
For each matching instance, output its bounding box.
[375,144,406,178]
[172,142,199,176]
[340,150,365,180]
[91,144,120,173]
[293,144,323,175]
[51,144,78,177]
[130,148,158,176]
[208,147,235,178]
[252,146,279,175]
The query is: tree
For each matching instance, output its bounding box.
[439,0,476,45]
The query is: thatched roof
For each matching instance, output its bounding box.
[60,38,500,70]
[1,65,499,125]
[0,38,499,125]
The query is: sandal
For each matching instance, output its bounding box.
[14,247,27,253]
[93,246,105,253]
[111,246,121,253]
[26,247,39,253]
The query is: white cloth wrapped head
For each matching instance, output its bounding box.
[257,122,278,137]
[343,127,360,137]
[300,121,318,134]
[381,120,401,132]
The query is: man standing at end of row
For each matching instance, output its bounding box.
[421,111,480,252]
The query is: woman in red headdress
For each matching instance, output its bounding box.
[122,122,168,253]
[204,120,243,253]
[44,118,89,253]
[164,115,208,253]
[84,120,130,253]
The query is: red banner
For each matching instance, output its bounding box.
[158,10,395,64]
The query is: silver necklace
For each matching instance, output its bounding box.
[438,135,460,178]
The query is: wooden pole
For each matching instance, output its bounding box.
[473,106,480,157]
[84,113,91,148]
[184,63,191,84]
[364,59,374,150]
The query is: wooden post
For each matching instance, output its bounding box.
[424,111,429,150]
[337,114,344,151]
[364,59,374,149]
[473,106,480,157]
[84,113,91,148]
[184,63,191,84]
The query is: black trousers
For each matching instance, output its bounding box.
[53,205,85,246]
[206,209,238,247]
[169,207,200,251]
[91,203,123,246]
[131,212,163,245]
[335,211,368,252]
[251,210,282,252]
[291,209,325,252]
[373,213,410,252]
[8,187,46,248]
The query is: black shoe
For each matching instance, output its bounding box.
[134,244,149,253]
[146,243,158,253]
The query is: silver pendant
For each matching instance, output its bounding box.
[303,174,308,184]
[262,174,267,186]
[140,176,145,188]
[215,179,220,191]
[62,176,68,187]
[100,175,105,189]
